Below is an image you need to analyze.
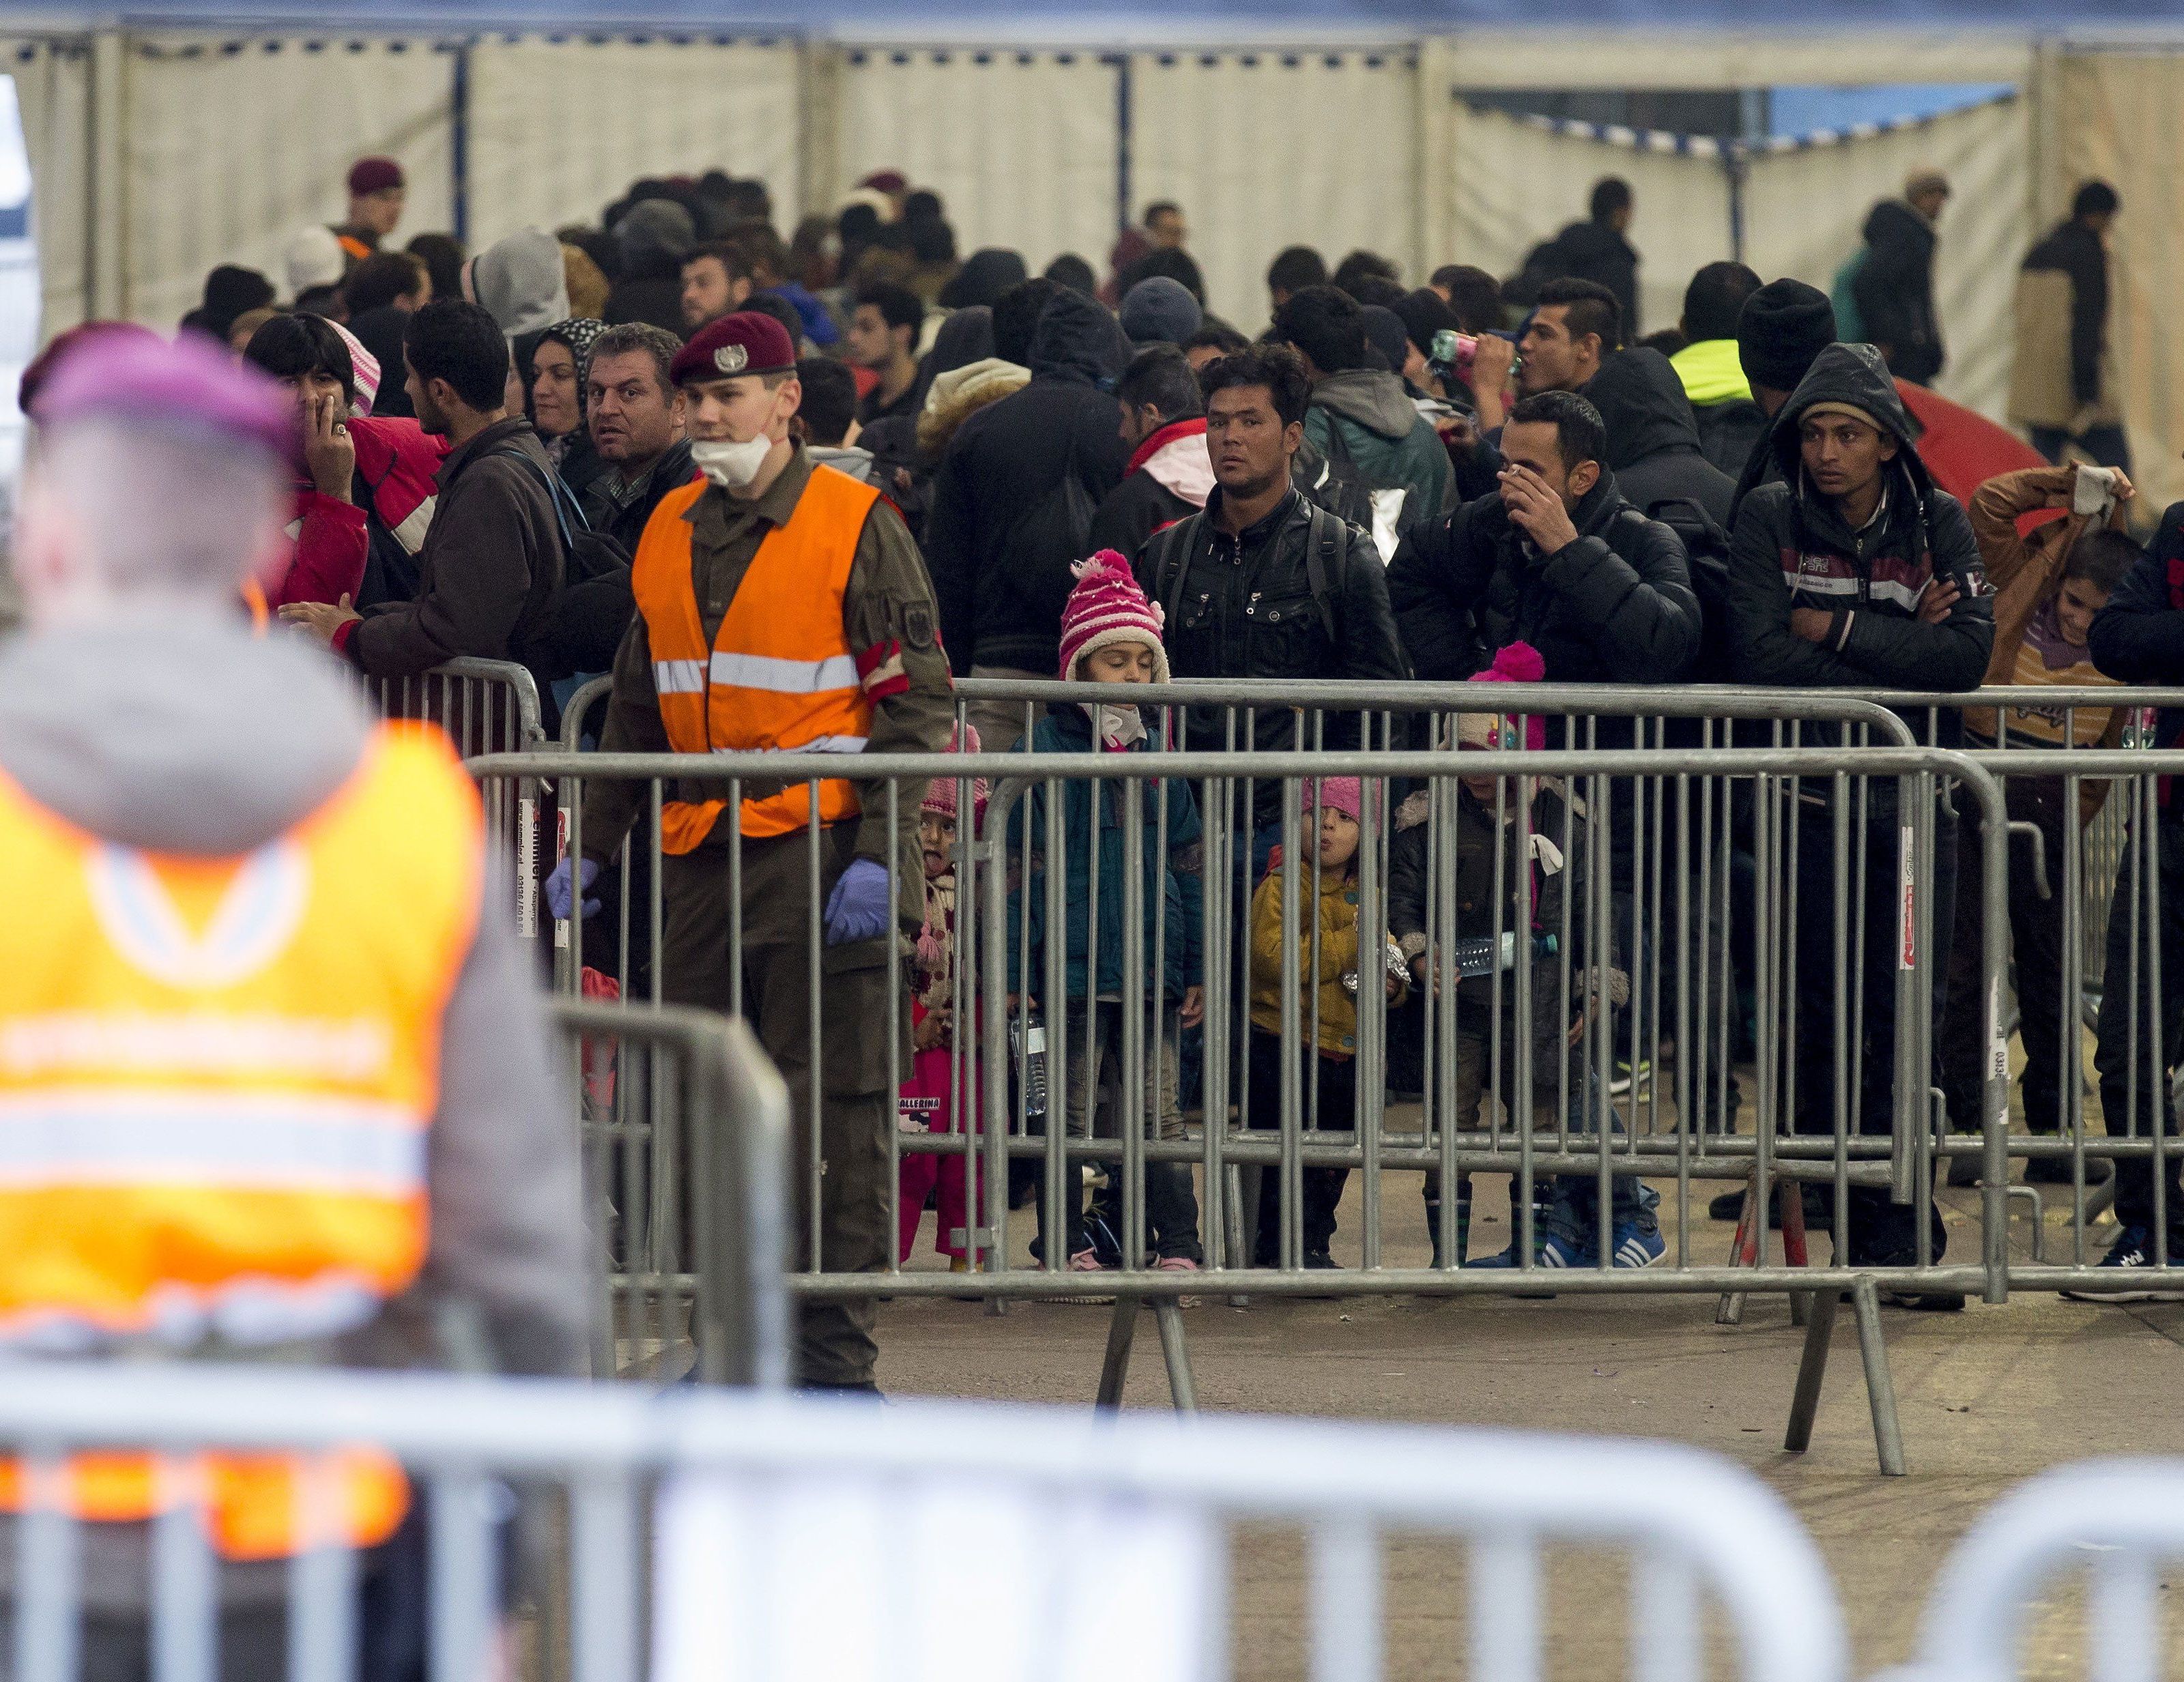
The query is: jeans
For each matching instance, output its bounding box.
[1790,791,1954,1262]
[1037,1000,1203,1263]
[2030,423,2132,475]
[2093,808,2184,1237]
[1940,774,2073,1138]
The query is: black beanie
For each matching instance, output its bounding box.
[1738,279,1835,394]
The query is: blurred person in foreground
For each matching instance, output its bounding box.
[556,313,953,1393]
[3,328,582,1674]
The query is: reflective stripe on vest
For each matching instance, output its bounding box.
[0,721,483,1558]
[631,465,881,850]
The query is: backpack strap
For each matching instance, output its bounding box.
[482,441,592,552]
[1301,500,1345,646]
[1153,510,1204,628]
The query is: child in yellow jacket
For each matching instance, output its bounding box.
[1246,777,1407,1268]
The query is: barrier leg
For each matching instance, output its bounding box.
[1783,1286,1840,1453]
[1153,1299,1198,1415]
[1716,1168,1759,1326]
[1783,1178,1812,1326]
[1851,1275,1908,1477]
[1095,1295,1138,1409]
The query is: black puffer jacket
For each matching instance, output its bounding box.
[1855,199,1944,387]
[923,289,1130,674]
[1725,343,1992,735]
[1695,397,1770,484]
[1581,348,1736,531]
[1387,471,1700,691]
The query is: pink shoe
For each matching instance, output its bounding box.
[1154,1253,1199,1308]
[1067,1248,1106,1271]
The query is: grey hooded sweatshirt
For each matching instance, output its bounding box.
[470,227,571,339]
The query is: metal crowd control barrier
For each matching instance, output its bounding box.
[364,658,550,946]
[1878,1458,2184,1682]
[474,735,2014,1476]
[544,997,790,1390]
[0,1363,1848,1682]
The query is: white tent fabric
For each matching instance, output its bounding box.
[2056,50,2184,508]
[3,38,91,334]
[1741,96,2027,423]
[120,34,453,328]
[1443,96,2026,421]
[1129,48,1418,334]
[465,36,799,252]
[1445,103,1732,344]
[836,48,1117,280]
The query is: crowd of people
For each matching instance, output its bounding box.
[27,146,2184,1395]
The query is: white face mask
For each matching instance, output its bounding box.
[691,434,775,491]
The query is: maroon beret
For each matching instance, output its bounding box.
[347,156,405,197]
[671,310,797,386]
[34,326,292,464]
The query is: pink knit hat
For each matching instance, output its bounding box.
[1458,641,1546,752]
[329,319,381,416]
[1057,551,1170,684]
[921,724,989,828]
[1301,776,1363,824]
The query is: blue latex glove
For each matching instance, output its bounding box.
[823,857,891,946]
[547,856,601,921]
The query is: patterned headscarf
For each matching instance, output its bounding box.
[537,317,607,418]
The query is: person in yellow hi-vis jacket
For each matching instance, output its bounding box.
[553,311,953,1395]
[4,329,584,1673]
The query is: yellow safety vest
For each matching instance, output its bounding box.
[0,722,483,1558]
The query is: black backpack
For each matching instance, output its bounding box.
[487,446,636,680]
[1291,432,1375,534]
[1635,495,1736,684]
[999,426,1101,635]
[350,456,424,610]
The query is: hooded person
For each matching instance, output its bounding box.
[1276,285,1454,562]
[1721,342,1992,1293]
[923,287,1132,750]
[530,317,610,494]
[1725,340,1990,716]
[1579,346,1736,530]
[1852,175,1946,388]
[605,199,696,335]
[468,228,571,340]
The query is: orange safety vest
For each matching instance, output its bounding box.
[0,722,483,1559]
[631,465,880,853]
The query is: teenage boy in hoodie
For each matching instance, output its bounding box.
[1275,285,1453,560]
[1725,342,1994,1303]
[1088,345,1211,562]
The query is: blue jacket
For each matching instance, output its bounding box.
[1005,704,1204,1002]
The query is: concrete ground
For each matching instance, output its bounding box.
[875,1172,2184,1679]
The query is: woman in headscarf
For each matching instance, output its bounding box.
[529,317,608,497]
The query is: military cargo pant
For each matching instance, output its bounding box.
[661,826,897,1388]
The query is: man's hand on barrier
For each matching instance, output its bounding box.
[547,857,601,922]
[824,857,891,946]
[1179,985,1205,1030]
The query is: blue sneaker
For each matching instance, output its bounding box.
[1606,1220,1665,1269]
[1465,1230,1587,1269]
[2062,1226,2184,1302]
